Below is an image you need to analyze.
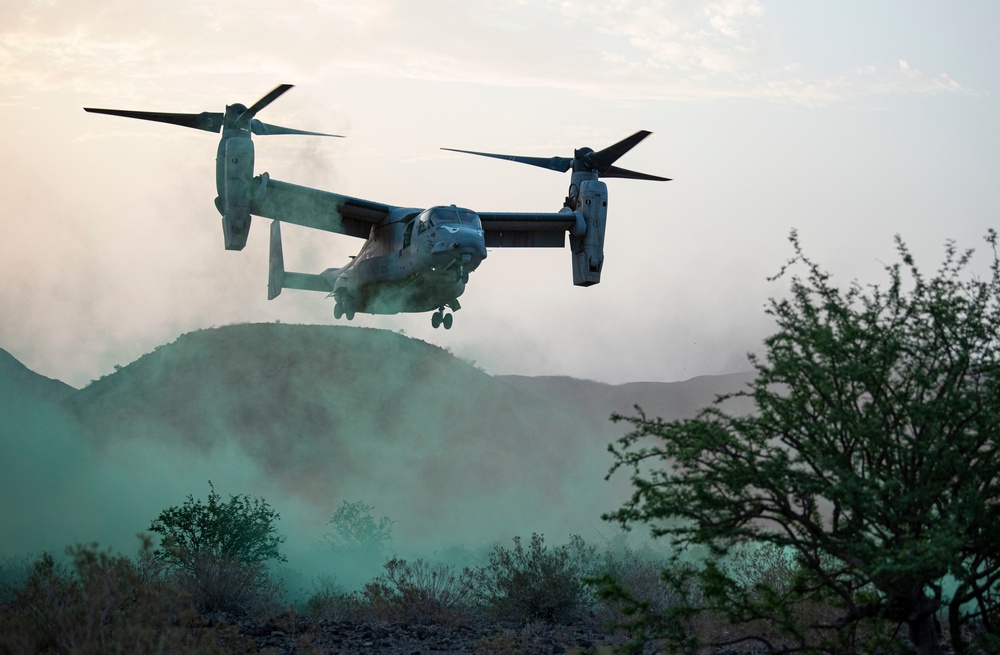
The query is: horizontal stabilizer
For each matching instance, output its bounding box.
[268,220,334,299]
[282,272,334,293]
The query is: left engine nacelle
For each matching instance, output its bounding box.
[216,136,255,251]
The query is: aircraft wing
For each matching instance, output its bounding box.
[477,211,581,248]
[249,174,393,239]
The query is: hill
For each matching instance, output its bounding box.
[4,323,754,553]
[64,324,631,544]
[498,372,756,425]
[0,347,76,403]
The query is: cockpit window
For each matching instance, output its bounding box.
[418,206,482,229]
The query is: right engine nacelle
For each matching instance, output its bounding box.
[569,178,608,286]
[215,136,255,251]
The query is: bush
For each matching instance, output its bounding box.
[0,555,32,606]
[362,557,473,625]
[322,499,396,589]
[723,543,798,600]
[592,538,680,625]
[175,551,284,617]
[0,538,237,654]
[148,482,286,616]
[467,533,597,624]
[306,573,361,621]
[325,500,393,552]
[148,481,286,571]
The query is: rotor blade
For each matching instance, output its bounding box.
[591,130,653,171]
[83,108,224,133]
[601,165,671,182]
[250,119,343,137]
[441,148,573,173]
[241,84,294,120]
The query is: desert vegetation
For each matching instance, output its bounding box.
[3,484,1000,652]
[0,487,666,653]
[603,231,1000,654]
[4,233,999,654]
[5,528,997,653]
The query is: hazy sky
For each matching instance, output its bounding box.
[2,0,998,387]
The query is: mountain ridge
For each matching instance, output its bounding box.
[0,347,77,403]
[3,323,756,548]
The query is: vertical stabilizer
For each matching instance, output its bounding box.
[268,220,284,300]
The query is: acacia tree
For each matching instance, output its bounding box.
[326,500,394,552]
[605,231,1000,655]
[148,481,286,572]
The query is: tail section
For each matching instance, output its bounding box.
[268,220,285,299]
[268,220,334,299]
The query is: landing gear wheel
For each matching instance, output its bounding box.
[334,304,344,320]
[431,311,443,329]
[345,309,355,321]
[443,313,453,330]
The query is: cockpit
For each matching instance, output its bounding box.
[417,206,483,230]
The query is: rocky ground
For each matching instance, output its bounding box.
[225,614,624,654]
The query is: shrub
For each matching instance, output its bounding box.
[592,539,680,626]
[0,537,236,654]
[148,481,286,571]
[326,500,393,552]
[322,500,396,589]
[306,573,361,621]
[148,482,286,616]
[362,557,473,625]
[723,543,798,600]
[175,551,284,617]
[467,533,597,624]
[0,555,33,606]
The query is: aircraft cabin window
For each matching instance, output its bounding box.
[403,221,414,248]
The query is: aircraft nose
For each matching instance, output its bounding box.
[435,227,486,260]
[451,235,485,256]
[459,230,487,260]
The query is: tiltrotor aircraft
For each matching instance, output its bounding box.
[85,85,669,329]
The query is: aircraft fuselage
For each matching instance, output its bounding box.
[330,205,487,316]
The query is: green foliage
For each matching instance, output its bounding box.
[467,533,597,624]
[147,482,286,616]
[326,499,393,552]
[362,556,473,624]
[148,481,286,572]
[605,231,1000,655]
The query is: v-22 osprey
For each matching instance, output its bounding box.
[85,85,670,329]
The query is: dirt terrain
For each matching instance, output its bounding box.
[209,613,622,654]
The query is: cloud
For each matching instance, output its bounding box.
[0,0,972,106]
